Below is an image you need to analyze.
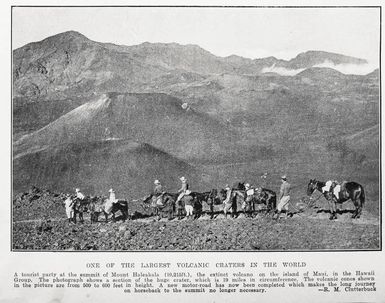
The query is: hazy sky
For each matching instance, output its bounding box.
[13,7,380,64]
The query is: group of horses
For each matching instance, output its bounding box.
[71,196,129,224]
[142,184,277,221]
[67,179,365,224]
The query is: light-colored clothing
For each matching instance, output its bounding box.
[76,191,85,200]
[176,182,189,202]
[64,197,74,219]
[279,181,291,200]
[277,195,290,212]
[178,182,189,193]
[109,192,117,203]
[322,180,333,193]
[153,185,163,197]
[223,189,232,213]
[104,199,114,214]
[185,205,193,216]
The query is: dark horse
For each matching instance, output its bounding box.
[218,188,244,218]
[142,193,177,220]
[89,197,129,223]
[307,179,365,220]
[246,188,277,216]
[204,189,223,219]
[241,187,277,217]
[190,190,218,219]
[72,196,92,223]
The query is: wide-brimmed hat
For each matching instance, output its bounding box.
[180,176,187,182]
[154,179,161,185]
[109,188,114,193]
[281,175,287,180]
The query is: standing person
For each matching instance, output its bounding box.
[275,175,291,219]
[223,184,232,218]
[64,194,74,223]
[183,190,194,219]
[176,176,189,204]
[153,180,164,206]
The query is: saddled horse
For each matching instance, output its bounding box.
[72,196,93,223]
[203,189,222,219]
[89,197,129,223]
[244,188,277,217]
[254,188,277,213]
[307,179,365,220]
[218,188,244,218]
[189,191,214,219]
[142,193,177,220]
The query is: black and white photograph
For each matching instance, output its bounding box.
[11,6,380,251]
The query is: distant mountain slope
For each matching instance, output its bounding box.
[286,50,367,69]
[13,139,203,198]
[13,31,371,106]
[14,92,238,161]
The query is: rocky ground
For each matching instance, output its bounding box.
[12,187,380,251]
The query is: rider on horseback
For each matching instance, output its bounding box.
[105,188,118,214]
[176,176,189,204]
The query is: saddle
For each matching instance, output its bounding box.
[152,195,164,207]
[330,181,347,200]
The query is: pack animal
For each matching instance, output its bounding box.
[244,187,277,217]
[307,179,365,220]
[142,193,177,220]
[90,197,129,223]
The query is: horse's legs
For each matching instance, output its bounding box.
[351,198,360,219]
[330,199,337,220]
[210,205,214,219]
[156,208,161,221]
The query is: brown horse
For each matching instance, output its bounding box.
[218,188,244,218]
[89,197,129,223]
[72,196,92,223]
[142,193,177,220]
[307,179,365,220]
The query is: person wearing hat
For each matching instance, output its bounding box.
[64,194,74,223]
[222,184,233,218]
[244,183,255,216]
[176,176,189,204]
[275,175,291,219]
[182,190,194,219]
